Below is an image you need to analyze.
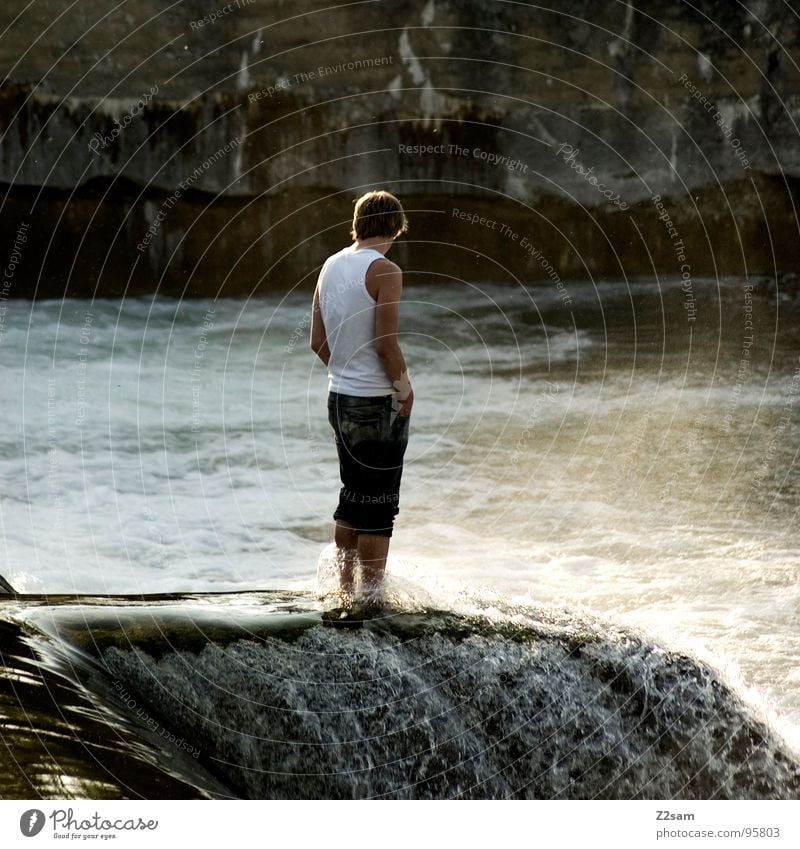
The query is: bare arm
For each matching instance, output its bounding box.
[310,283,330,366]
[370,259,413,416]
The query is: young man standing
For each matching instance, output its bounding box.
[311,190,412,597]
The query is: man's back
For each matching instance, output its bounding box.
[318,244,394,397]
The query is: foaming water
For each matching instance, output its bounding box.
[8,588,799,799]
[1,277,799,752]
[89,595,799,800]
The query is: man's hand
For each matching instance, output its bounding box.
[398,387,414,417]
[392,369,413,417]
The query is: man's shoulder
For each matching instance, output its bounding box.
[366,256,402,276]
[322,245,352,266]
[318,247,349,283]
[365,257,402,301]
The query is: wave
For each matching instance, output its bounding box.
[2,589,798,799]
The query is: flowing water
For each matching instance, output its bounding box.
[5,593,800,800]
[1,275,799,768]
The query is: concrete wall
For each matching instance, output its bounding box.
[1,0,798,296]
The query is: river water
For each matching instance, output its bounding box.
[1,275,799,749]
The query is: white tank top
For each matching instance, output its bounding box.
[317,244,394,396]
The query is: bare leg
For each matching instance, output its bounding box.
[357,534,390,592]
[334,520,358,593]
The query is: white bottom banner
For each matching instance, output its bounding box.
[1,800,798,848]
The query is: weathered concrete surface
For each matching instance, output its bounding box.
[0,0,798,296]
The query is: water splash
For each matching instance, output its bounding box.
[315,543,437,612]
[97,599,800,799]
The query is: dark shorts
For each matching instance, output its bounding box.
[327,391,410,537]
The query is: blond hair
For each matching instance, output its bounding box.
[350,190,408,241]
